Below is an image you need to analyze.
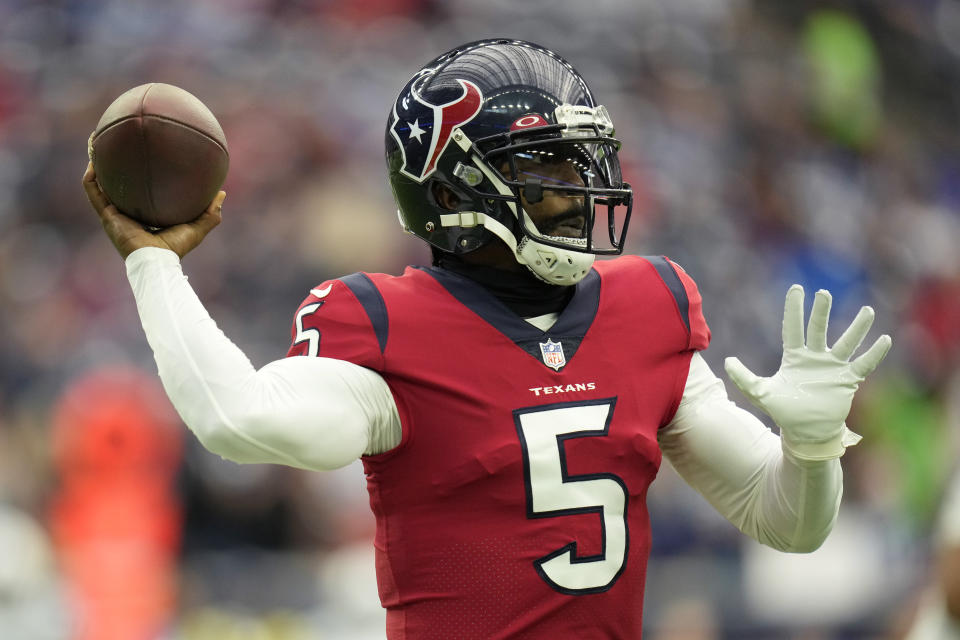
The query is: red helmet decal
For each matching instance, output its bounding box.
[424,80,482,177]
[390,77,483,183]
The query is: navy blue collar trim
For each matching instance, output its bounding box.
[419,266,601,344]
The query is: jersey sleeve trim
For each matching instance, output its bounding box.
[340,273,389,354]
[642,256,690,334]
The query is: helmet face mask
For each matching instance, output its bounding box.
[386,39,633,285]
[483,133,631,255]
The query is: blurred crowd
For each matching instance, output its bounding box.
[1,0,959,638]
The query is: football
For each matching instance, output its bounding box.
[89,83,229,228]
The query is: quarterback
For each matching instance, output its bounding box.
[85,40,891,639]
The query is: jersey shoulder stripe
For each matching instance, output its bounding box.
[640,255,691,334]
[340,272,389,354]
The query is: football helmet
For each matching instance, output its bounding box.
[385,39,633,285]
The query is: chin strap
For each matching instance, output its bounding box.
[438,209,594,285]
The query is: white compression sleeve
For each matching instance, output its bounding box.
[659,352,843,553]
[125,247,402,470]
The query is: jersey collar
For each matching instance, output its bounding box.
[419,266,601,371]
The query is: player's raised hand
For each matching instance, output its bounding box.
[724,284,892,461]
[83,162,224,260]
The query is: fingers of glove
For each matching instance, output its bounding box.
[850,334,892,379]
[831,305,875,361]
[724,356,764,401]
[782,284,806,350]
[806,289,832,352]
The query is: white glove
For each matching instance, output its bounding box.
[724,285,892,461]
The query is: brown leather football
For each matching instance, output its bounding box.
[89,83,229,228]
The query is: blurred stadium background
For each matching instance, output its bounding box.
[1,0,959,638]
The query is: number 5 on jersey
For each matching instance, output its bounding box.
[514,398,628,594]
[294,302,323,356]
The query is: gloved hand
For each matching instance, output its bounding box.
[724,285,892,461]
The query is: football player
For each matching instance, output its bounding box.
[84,39,892,639]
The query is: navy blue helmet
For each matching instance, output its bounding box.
[385,39,633,285]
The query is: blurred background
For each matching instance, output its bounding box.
[1,0,959,638]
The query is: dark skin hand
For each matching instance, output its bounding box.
[83,161,226,259]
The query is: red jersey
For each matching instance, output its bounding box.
[287,255,710,639]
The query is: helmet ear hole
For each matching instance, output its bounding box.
[455,235,483,253]
[432,181,461,211]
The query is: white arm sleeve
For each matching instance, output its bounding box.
[658,352,843,553]
[125,247,402,470]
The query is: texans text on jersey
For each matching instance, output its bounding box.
[528,382,597,397]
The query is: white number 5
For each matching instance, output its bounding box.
[514,398,628,594]
[294,302,323,356]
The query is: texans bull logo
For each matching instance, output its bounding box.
[390,75,483,183]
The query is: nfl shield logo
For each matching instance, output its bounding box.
[539,339,566,371]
